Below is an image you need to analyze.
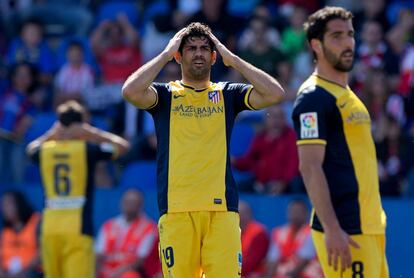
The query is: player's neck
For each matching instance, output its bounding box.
[314,64,349,89]
[181,77,211,90]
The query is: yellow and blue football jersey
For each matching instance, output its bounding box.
[292,75,386,235]
[148,81,255,215]
[30,140,116,236]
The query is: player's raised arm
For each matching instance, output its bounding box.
[298,144,360,272]
[208,32,285,109]
[72,123,130,156]
[122,28,188,109]
[26,122,62,156]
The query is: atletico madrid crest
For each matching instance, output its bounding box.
[208,90,221,104]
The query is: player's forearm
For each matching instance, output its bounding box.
[232,56,284,105]
[299,164,341,232]
[122,51,170,103]
[26,127,57,155]
[85,126,130,155]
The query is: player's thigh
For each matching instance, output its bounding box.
[41,234,62,278]
[312,230,388,278]
[61,234,95,278]
[158,212,202,278]
[201,211,241,278]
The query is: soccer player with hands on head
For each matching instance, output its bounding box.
[123,22,284,278]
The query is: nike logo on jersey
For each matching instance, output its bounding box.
[173,94,185,99]
[339,102,347,108]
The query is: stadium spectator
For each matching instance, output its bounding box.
[359,70,390,141]
[275,61,299,126]
[26,100,130,278]
[353,0,390,33]
[353,20,400,91]
[54,41,94,106]
[96,189,161,278]
[91,13,140,85]
[385,8,414,61]
[119,132,157,165]
[187,0,243,79]
[187,0,241,47]
[0,191,42,278]
[280,6,308,61]
[6,19,56,85]
[397,45,414,97]
[239,201,269,278]
[264,199,322,278]
[376,115,414,196]
[89,13,141,111]
[237,7,281,53]
[275,0,319,14]
[0,0,32,39]
[0,62,39,184]
[239,16,287,77]
[19,0,93,36]
[233,104,299,194]
[398,45,414,122]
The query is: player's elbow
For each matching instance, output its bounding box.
[265,86,285,105]
[25,142,36,156]
[270,91,284,105]
[122,83,135,102]
[117,140,131,156]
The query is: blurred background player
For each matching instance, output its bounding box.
[292,6,388,277]
[264,199,322,278]
[95,189,161,278]
[0,191,42,278]
[26,100,129,278]
[239,201,269,278]
[122,22,284,277]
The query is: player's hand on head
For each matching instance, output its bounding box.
[164,28,188,60]
[324,228,360,273]
[208,32,235,67]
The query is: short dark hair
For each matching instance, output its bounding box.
[304,6,353,42]
[304,7,353,58]
[178,22,215,53]
[1,190,35,228]
[57,100,86,127]
[67,41,84,52]
[9,62,39,94]
[21,18,43,32]
[289,198,309,211]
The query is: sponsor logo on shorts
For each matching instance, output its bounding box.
[214,198,222,204]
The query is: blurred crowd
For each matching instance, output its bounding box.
[1,1,414,277]
[1,189,324,278]
[1,0,414,198]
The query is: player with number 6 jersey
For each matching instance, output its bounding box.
[26,101,129,278]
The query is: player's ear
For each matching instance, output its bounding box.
[174,52,182,64]
[211,50,217,66]
[310,39,322,57]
